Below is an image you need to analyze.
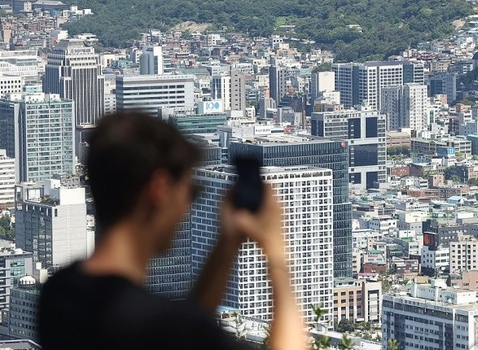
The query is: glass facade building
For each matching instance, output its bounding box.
[168,113,227,135]
[228,136,352,278]
[311,108,387,189]
[0,93,75,183]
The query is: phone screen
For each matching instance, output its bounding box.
[233,157,263,212]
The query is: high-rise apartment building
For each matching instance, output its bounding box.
[43,39,104,126]
[139,45,163,75]
[228,135,352,277]
[115,74,195,115]
[382,279,478,350]
[15,178,89,269]
[269,65,288,105]
[211,75,231,111]
[311,107,387,189]
[0,92,75,182]
[231,71,246,112]
[192,165,334,327]
[450,234,478,274]
[0,150,15,206]
[381,83,429,132]
[332,61,424,110]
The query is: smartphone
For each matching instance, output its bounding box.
[232,156,264,213]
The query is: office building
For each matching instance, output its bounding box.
[269,65,288,105]
[228,135,352,278]
[382,279,478,350]
[168,113,227,135]
[310,71,335,100]
[0,150,14,206]
[231,71,246,113]
[43,39,104,126]
[0,50,39,83]
[0,92,75,182]
[144,144,221,299]
[0,248,33,311]
[15,178,89,269]
[333,278,382,324]
[332,61,424,110]
[8,276,40,341]
[428,72,457,104]
[211,75,231,111]
[139,45,163,75]
[311,107,386,189]
[115,74,195,115]
[192,165,334,327]
[381,83,429,132]
[145,220,192,299]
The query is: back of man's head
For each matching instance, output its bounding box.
[87,111,200,236]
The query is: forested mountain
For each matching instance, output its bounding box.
[62,0,473,62]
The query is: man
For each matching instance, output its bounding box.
[38,111,306,350]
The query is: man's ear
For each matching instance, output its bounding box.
[146,169,170,209]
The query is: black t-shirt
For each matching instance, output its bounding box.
[38,262,254,350]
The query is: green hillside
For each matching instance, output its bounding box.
[62,0,474,62]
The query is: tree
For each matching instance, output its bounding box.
[336,319,355,333]
[312,62,332,73]
[468,178,478,186]
[338,333,355,350]
[0,215,14,241]
[387,339,399,350]
[310,303,331,349]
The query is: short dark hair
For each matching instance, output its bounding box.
[87,111,201,234]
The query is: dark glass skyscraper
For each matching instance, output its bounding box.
[228,136,352,278]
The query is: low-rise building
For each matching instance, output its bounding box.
[382,279,478,350]
[333,278,382,324]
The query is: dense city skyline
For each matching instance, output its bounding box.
[2,1,478,349]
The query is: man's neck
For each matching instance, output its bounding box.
[81,223,153,286]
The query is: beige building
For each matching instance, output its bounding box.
[450,234,478,273]
[333,278,382,324]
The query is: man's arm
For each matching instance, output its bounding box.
[191,234,241,315]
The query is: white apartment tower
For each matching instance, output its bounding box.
[139,46,163,75]
[333,61,424,110]
[381,83,429,132]
[43,39,105,126]
[450,234,478,274]
[0,150,15,206]
[15,178,89,269]
[192,165,334,327]
[211,75,231,111]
